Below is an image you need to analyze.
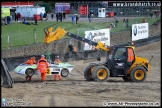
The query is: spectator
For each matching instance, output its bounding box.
[15,12,18,21]
[71,15,74,24]
[22,19,31,25]
[90,11,94,19]
[17,13,21,22]
[115,19,118,28]
[88,13,91,22]
[34,15,38,25]
[40,12,43,21]
[51,13,54,20]
[155,11,157,18]
[63,12,66,20]
[43,12,47,21]
[6,16,11,25]
[114,12,117,19]
[126,18,129,28]
[150,13,153,19]
[56,13,59,22]
[123,18,126,29]
[59,12,62,21]
[76,14,79,24]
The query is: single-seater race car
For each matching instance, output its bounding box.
[14,62,74,77]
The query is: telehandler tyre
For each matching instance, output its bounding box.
[84,64,94,81]
[130,66,146,82]
[92,65,110,82]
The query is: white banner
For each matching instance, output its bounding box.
[132,23,149,41]
[84,29,110,50]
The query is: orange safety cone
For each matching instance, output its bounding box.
[53,74,62,81]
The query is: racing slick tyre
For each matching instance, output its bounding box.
[61,68,69,77]
[130,66,147,82]
[122,74,132,82]
[1,75,3,86]
[84,64,95,81]
[25,68,34,77]
[92,65,110,82]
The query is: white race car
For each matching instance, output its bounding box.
[14,62,74,77]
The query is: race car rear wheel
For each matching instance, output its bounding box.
[61,68,69,77]
[25,68,34,77]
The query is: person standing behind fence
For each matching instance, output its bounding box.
[126,18,129,28]
[114,12,117,19]
[43,12,47,21]
[17,13,21,22]
[59,12,62,22]
[123,18,126,29]
[88,13,91,22]
[40,12,43,21]
[7,16,11,25]
[91,11,94,19]
[71,15,74,24]
[51,13,54,20]
[63,12,66,20]
[34,15,38,25]
[115,19,118,28]
[15,12,18,21]
[76,15,79,24]
[56,13,59,22]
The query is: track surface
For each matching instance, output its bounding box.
[1,41,161,107]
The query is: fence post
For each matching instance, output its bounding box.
[100,22,103,29]
[9,31,14,47]
[33,28,36,44]
[77,24,81,35]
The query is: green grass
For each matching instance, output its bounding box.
[1,17,160,51]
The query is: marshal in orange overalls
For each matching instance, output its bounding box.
[36,55,49,82]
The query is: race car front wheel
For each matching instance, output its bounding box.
[61,68,69,77]
[25,68,34,77]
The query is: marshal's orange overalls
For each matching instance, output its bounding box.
[36,57,49,82]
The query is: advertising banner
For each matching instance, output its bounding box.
[55,3,70,13]
[132,23,148,41]
[78,5,88,15]
[84,29,110,50]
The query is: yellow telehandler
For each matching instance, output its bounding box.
[44,27,153,82]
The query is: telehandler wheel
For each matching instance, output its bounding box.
[122,75,132,82]
[92,65,110,82]
[130,66,146,82]
[84,64,95,81]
